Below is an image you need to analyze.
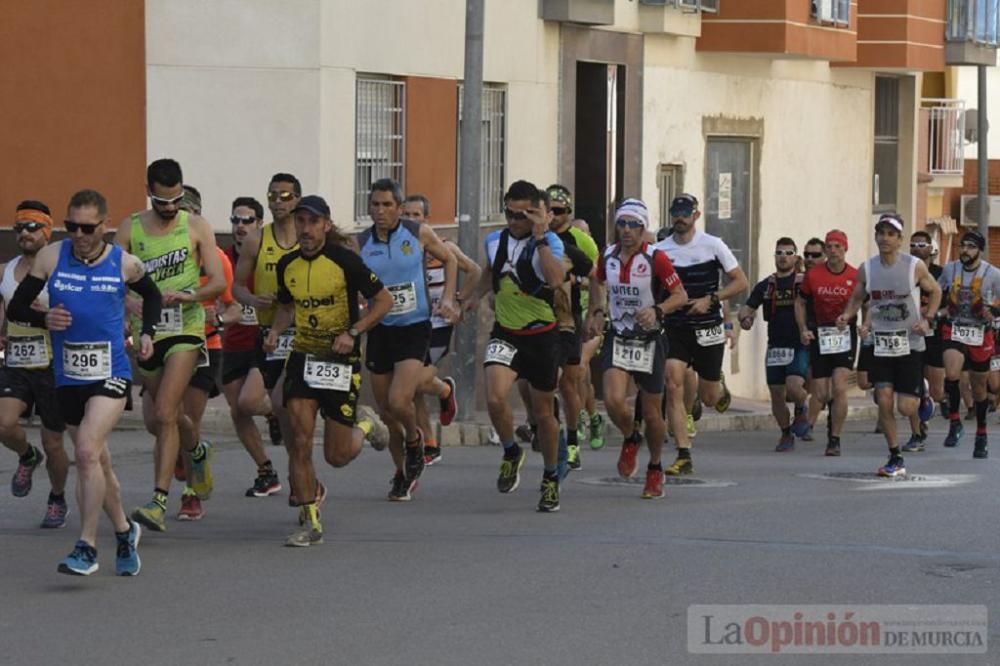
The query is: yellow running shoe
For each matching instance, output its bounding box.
[665,455,694,476]
[132,499,167,532]
[188,441,214,500]
[686,414,697,438]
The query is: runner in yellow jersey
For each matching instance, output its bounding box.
[115,159,225,532]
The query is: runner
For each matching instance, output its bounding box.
[400,194,479,466]
[571,218,606,452]
[265,195,391,545]
[801,237,827,441]
[795,229,857,457]
[469,180,566,511]
[838,213,940,477]
[0,200,70,528]
[9,189,151,575]
[937,230,1000,458]
[738,237,810,451]
[221,197,283,497]
[586,199,686,498]
[654,194,748,476]
[116,158,225,532]
[358,179,458,500]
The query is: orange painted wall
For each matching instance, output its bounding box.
[0,1,146,228]
[402,77,458,225]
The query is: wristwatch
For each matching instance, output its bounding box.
[215,313,225,329]
[348,326,360,338]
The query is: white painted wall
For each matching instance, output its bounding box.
[957,65,1000,160]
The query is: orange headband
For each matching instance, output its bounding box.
[15,210,53,239]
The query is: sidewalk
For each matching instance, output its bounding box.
[117,394,881,445]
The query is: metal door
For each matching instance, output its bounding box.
[705,137,753,304]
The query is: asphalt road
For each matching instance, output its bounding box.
[1,416,998,666]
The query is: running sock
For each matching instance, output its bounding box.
[191,442,207,463]
[257,461,274,475]
[976,399,989,434]
[356,420,373,438]
[503,442,522,459]
[677,448,692,459]
[48,491,65,504]
[501,438,517,452]
[946,380,961,420]
[18,446,37,464]
[301,503,322,530]
[889,446,901,458]
[567,430,578,447]
[781,426,792,436]
[648,462,663,471]
[543,466,558,477]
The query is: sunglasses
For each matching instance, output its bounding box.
[804,252,824,259]
[775,250,796,257]
[504,207,529,221]
[550,207,569,215]
[909,242,930,249]
[615,219,644,230]
[267,191,297,203]
[150,193,185,206]
[230,215,258,226]
[13,222,45,234]
[64,220,102,235]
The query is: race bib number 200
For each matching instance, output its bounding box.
[695,325,726,347]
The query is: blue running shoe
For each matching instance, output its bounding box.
[944,420,964,448]
[58,540,98,576]
[791,406,810,438]
[115,520,142,576]
[918,391,934,423]
[877,455,906,478]
[901,434,926,452]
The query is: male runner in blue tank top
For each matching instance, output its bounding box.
[9,189,162,576]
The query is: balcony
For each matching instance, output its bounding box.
[946,0,1000,65]
[637,0,717,36]
[842,0,945,71]
[919,98,967,189]
[539,0,615,25]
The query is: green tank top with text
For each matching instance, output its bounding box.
[130,210,204,342]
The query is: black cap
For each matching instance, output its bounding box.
[293,195,330,218]
[669,193,699,216]
[962,230,986,250]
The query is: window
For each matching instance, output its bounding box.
[656,163,685,234]
[947,0,1000,46]
[676,0,720,11]
[457,83,507,221]
[873,76,899,212]
[355,76,406,221]
[811,0,850,26]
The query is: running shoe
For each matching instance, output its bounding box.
[775,432,795,452]
[537,476,560,512]
[686,414,697,438]
[187,441,214,500]
[423,446,442,466]
[285,525,323,547]
[267,414,283,446]
[691,396,704,422]
[589,413,605,450]
[799,425,814,442]
[40,496,69,529]
[173,453,186,482]
[617,437,641,479]
[567,444,581,471]
[291,481,327,513]
[901,434,926,453]
[515,423,533,444]
[944,420,964,448]
[497,447,527,494]
[439,377,457,426]
[918,391,935,423]
[641,468,665,499]
[665,454,693,476]
[388,471,416,502]
[177,488,204,521]
[58,540,98,576]
[715,378,732,413]
[114,520,142,576]
[824,439,841,457]
[939,398,950,421]
[245,471,282,497]
[577,410,588,442]
[404,432,425,482]
[791,406,810,438]
[973,434,989,459]
[11,446,43,498]
[357,404,390,451]
[877,455,906,478]
[132,499,167,532]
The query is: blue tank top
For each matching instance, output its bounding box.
[358,218,430,326]
[49,241,131,386]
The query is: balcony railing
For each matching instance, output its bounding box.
[947,0,1000,46]
[922,99,966,176]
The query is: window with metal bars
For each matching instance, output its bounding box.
[457,83,507,222]
[656,164,685,236]
[355,76,406,222]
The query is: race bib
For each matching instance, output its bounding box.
[952,324,984,347]
[158,304,183,334]
[239,304,258,326]
[611,337,655,374]
[765,347,794,367]
[388,282,418,316]
[695,325,726,347]
[6,335,49,368]
[991,357,1000,373]
[874,330,909,358]
[484,339,517,366]
[303,355,352,391]
[63,341,111,381]
[266,329,295,361]
[817,326,852,355]
[429,294,450,329]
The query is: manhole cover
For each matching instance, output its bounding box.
[577,476,736,489]
[798,473,977,488]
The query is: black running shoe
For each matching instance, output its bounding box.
[537,476,560,512]
[497,446,527,493]
[973,434,989,459]
[404,432,425,483]
[267,415,283,447]
[388,471,416,501]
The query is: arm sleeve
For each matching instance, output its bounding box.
[7,274,47,329]
[564,243,593,279]
[746,279,766,309]
[128,273,163,337]
[275,255,293,305]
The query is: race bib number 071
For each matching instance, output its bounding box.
[952,324,984,347]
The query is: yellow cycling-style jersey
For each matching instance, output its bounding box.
[254,223,298,326]
[275,243,384,357]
